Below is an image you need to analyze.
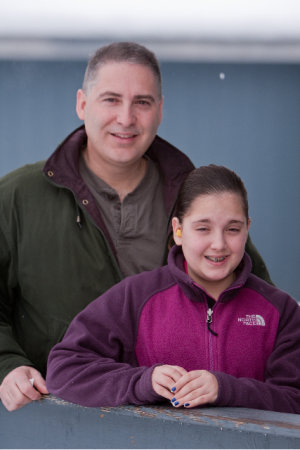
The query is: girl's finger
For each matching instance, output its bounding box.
[152,365,187,399]
[170,370,204,395]
[152,382,174,401]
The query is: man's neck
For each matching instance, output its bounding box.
[82,151,148,202]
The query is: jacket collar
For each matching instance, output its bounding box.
[42,126,194,258]
[43,125,194,214]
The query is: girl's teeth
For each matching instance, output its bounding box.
[208,256,226,262]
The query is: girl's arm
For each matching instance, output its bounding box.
[46,284,162,407]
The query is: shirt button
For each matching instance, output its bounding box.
[82,199,89,206]
[47,170,54,177]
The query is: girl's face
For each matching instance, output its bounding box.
[172,191,250,299]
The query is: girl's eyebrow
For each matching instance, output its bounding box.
[191,219,245,225]
[191,219,210,224]
[227,220,245,225]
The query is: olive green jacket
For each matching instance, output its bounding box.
[0,126,272,383]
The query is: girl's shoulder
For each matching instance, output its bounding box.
[245,274,299,315]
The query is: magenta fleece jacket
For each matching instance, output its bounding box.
[46,246,300,413]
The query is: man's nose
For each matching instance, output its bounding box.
[116,104,136,127]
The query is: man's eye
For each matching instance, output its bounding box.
[136,100,151,106]
[104,98,118,103]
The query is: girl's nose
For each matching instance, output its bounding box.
[210,231,226,251]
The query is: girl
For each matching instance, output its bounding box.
[46,165,300,413]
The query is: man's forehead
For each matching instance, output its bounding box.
[93,61,160,94]
[96,60,155,78]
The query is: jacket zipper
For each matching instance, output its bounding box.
[206,304,218,371]
[206,307,218,336]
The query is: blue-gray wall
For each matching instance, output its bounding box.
[0,60,299,299]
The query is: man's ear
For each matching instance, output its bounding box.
[76,89,86,121]
[172,217,182,246]
[158,96,164,125]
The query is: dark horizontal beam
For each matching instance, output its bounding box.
[1,38,300,63]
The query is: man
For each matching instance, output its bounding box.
[0,42,271,412]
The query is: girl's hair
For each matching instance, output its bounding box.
[175,164,249,222]
[82,41,162,97]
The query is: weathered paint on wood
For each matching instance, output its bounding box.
[1,395,299,448]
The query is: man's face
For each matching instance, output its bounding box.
[76,61,163,170]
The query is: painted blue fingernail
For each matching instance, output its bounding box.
[184,403,190,407]
[171,397,176,402]
[171,387,176,392]
[174,401,179,406]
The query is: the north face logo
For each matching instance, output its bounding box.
[238,314,265,326]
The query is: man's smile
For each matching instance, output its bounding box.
[110,132,139,139]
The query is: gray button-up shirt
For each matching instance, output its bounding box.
[79,156,168,277]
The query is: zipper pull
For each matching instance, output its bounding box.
[206,307,218,336]
[207,308,213,324]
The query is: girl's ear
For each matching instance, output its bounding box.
[247,218,251,231]
[172,217,182,246]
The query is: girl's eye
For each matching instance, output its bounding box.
[227,228,241,233]
[196,227,209,232]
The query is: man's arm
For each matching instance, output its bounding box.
[0,227,48,411]
[245,235,273,284]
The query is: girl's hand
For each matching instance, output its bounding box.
[152,365,187,401]
[169,370,218,408]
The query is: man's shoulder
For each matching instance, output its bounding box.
[152,135,192,159]
[0,161,45,185]
[148,135,195,174]
[0,161,47,201]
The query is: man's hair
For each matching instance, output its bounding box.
[175,164,249,222]
[82,42,162,97]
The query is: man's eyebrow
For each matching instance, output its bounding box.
[98,91,121,98]
[134,94,156,103]
[98,92,156,102]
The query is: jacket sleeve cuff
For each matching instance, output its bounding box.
[135,364,165,404]
[211,371,236,406]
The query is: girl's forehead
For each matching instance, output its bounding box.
[185,192,245,216]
